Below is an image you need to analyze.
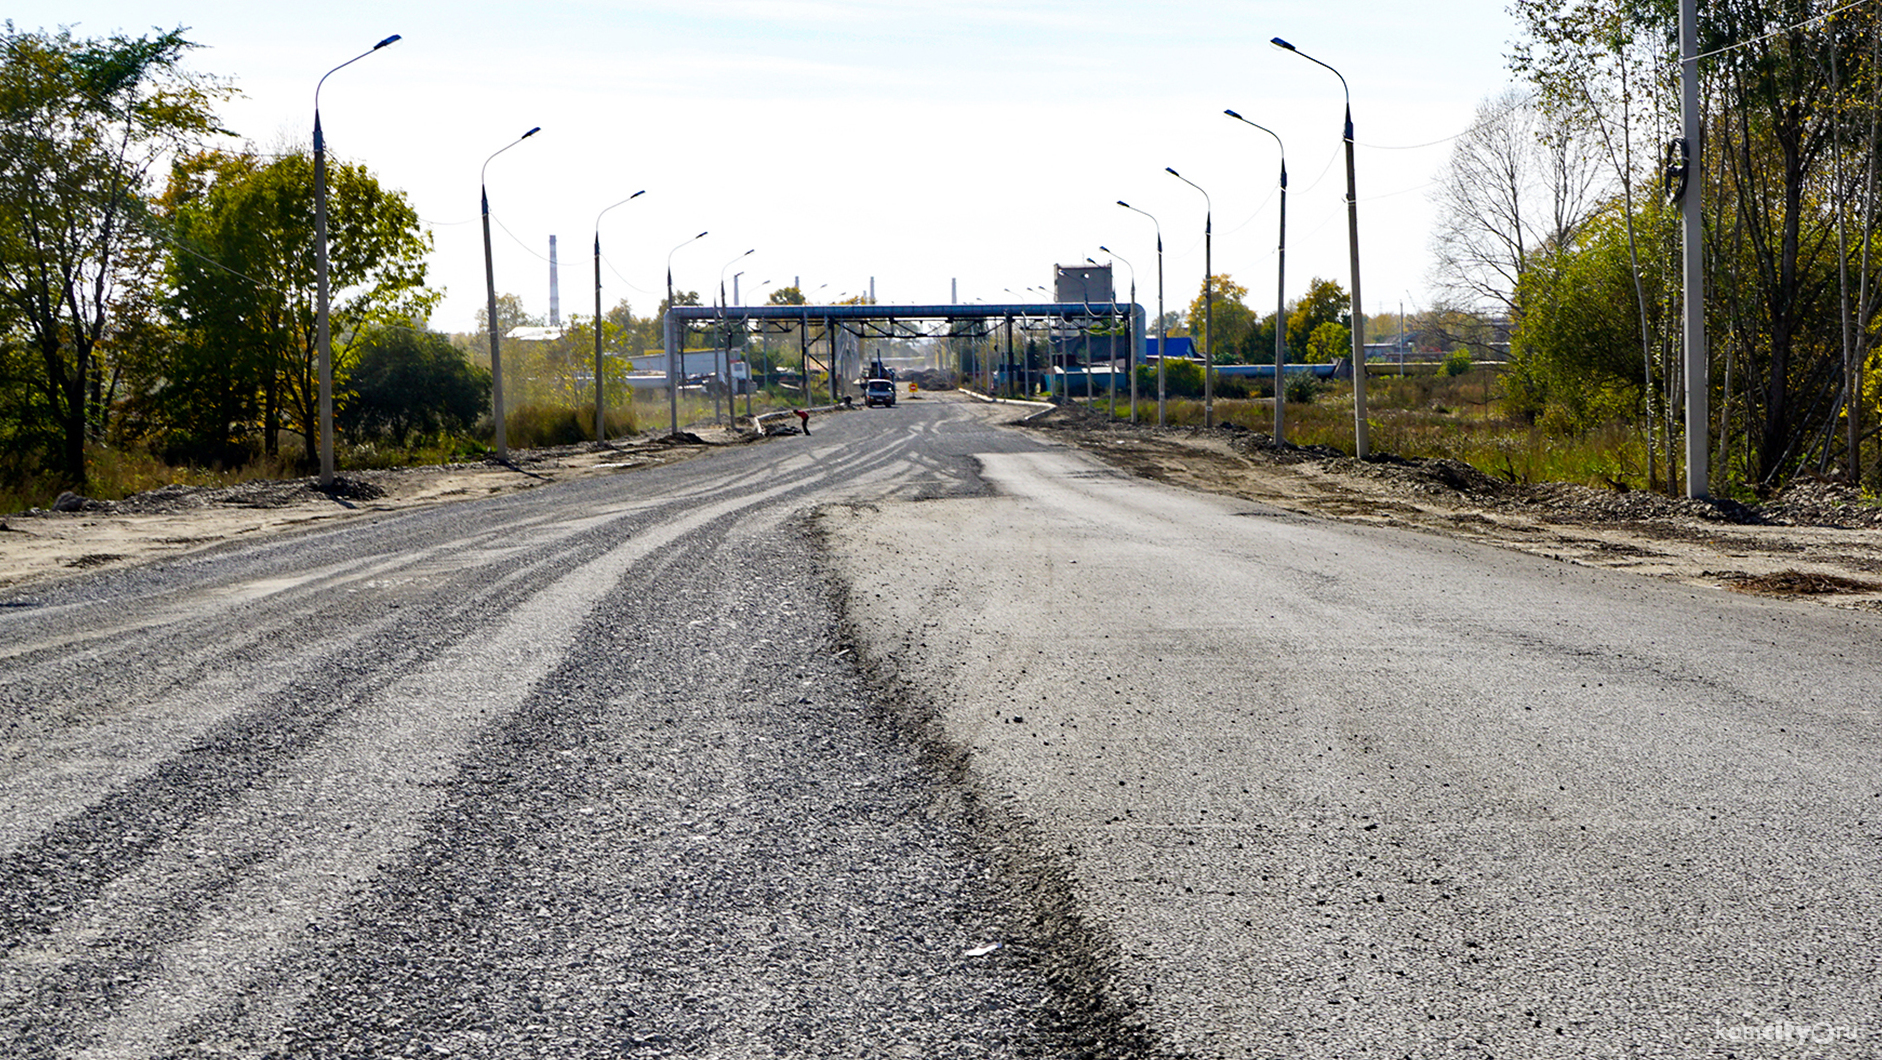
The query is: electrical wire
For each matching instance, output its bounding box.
[1223,184,1280,239]
[139,218,293,297]
[1359,0,1878,165]
[489,211,556,264]
[1693,0,1876,62]
[1356,91,1539,151]
[598,249,657,297]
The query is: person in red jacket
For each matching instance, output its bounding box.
[794,408,810,435]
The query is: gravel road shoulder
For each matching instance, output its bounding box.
[10,402,1878,610]
[0,429,748,594]
[1017,403,1882,611]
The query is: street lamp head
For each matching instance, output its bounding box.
[596,189,648,230]
[317,34,403,110]
[1116,200,1131,209]
[1224,108,1241,119]
[1271,37,1295,51]
[1167,168,1210,211]
[483,126,542,186]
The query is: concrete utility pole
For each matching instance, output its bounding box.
[1167,168,1214,428]
[1680,0,1709,498]
[1226,110,1288,443]
[1089,254,1124,421]
[1273,37,1368,458]
[314,33,400,487]
[594,190,645,444]
[1100,247,1138,423]
[1118,201,1167,427]
[665,231,707,436]
[481,125,541,462]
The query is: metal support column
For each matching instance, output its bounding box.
[664,311,678,435]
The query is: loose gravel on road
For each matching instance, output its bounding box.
[0,398,1161,1059]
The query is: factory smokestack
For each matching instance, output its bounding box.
[549,235,561,326]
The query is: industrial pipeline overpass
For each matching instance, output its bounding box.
[660,301,1148,416]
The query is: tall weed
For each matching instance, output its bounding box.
[1097,367,1661,491]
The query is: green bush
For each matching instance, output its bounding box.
[1136,359,1205,398]
[343,327,490,445]
[499,404,638,449]
[1443,349,1474,377]
[1283,372,1328,404]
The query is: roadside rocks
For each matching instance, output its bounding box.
[1025,401,1881,532]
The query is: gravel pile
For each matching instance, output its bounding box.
[1759,480,1882,528]
[1031,404,1882,531]
[1726,568,1881,594]
[31,475,390,517]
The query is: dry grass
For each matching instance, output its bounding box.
[1089,367,1661,492]
[1,445,306,514]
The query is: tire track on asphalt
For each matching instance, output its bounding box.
[1,400,1066,1058]
[7,478,814,1060]
[239,509,1119,1058]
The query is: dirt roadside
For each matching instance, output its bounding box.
[1016,401,1882,612]
[0,427,762,594]
[5,396,1881,611]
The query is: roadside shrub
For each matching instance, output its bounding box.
[499,403,639,448]
[1136,360,1205,398]
[343,327,490,445]
[1214,374,1254,400]
[1443,348,1473,377]
[1284,372,1328,404]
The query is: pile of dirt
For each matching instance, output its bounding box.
[1759,480,1882,528]
[902,369,958,391]
[1726,569,1881,596]
[1340,455,1518,502]
[1022,401,1881,532]
[44,475,389,517]
[1513,482,1757,525]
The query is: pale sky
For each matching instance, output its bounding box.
[17,1,1528,332]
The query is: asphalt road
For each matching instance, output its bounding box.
[4,391,1880,1059]
[823,433,1882,1059]
[0,395,1155,1059]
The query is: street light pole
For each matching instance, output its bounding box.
[1226,109,1288,444]
[593,190,645,444]
[665,231,708,435]
[1118,201,1167,427]
[1273,36,1368,458]
[1091,253,1128,422]
[1004,288,1024,398]
[314,33,400,488]
[481,125,541,462]
[1166,168,1214,429]
[718,250,754,425]
[741,278,769,418]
